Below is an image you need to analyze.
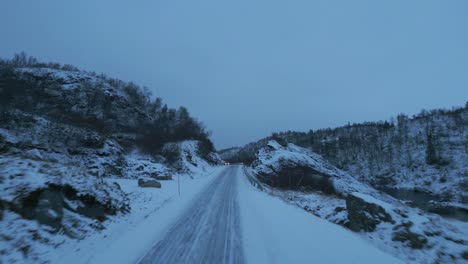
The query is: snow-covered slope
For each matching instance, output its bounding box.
[0,64,219,263]
[163,140,222,174]
[218,146,242,161]
[225,105,468,208]
[252,140,388,199]
[247,140,468,264]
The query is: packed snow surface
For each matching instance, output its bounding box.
[237,166,404,264]
[48,165,403,264]
[138,167,243,264]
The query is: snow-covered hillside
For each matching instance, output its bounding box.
[0,62,220,263]
[218,146,242,161]
[247,140,468,264]
[222,105,468,220]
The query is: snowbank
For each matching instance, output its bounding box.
[247,141,468,263]
[237,166,404,264]
[49,166,224,264]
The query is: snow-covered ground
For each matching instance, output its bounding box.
[47,166,224,264]
[62,165,403,264]
[45,165,407,264]
[237,166,404,264]
[3,159,464,263]
[0,116,221,263]
[0,63,224,263]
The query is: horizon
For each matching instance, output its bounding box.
[218,100,467,149]
[2,0,468,149]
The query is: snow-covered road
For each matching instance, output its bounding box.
[138,166,245,264]
[138,165,403,264]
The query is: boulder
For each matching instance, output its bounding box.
[346,193,394,232]
[138,179,161,188]
[24,149,43,160]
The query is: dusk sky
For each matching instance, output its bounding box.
[2,0,467,149]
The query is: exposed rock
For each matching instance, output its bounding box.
[80,135,104,149]
[77,204,106,221]
[0,200,4,220]
[346,193,393,232]
[11,184,123,228]
[444,236,466,245]
[462,251,468,260]
[15,188,64,228]
[35,189,64,228]
[392,222,428,249]
[138,179,161,188]
[0,134,11,153]
[67,148,83,155]
[61,187,122,218]
[97,150,110,157]
[257,163,336,194]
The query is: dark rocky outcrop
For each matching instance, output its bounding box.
[34,189,64,228]
[462,251,468,260]
[346,193,394,232]
[80,134,105,149]
[77,204,106,221]
[138,179,161,188]
[0,134,12,154]
[0,200,5,220]
[258,165,336,194]
[392,221,428,249]
[11,184,124,228]
[13,188,64,228]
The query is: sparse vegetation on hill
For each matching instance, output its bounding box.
[221,104,468,204]
[0,52,219,262]
[0,52,215,155]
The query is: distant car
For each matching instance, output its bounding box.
[224,162,230,165]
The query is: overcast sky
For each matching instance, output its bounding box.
[1,0,467,149]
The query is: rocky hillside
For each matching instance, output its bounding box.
[0,54,220,262]
[246,140,468,263]
[222,104,468,206]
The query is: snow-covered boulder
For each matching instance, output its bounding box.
[24,149,43,160]
[138,179,161,188]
